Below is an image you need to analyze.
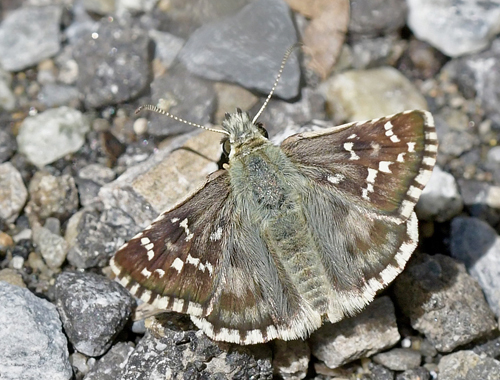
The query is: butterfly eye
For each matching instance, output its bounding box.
[256,123,269,138]
[222,138,231,155]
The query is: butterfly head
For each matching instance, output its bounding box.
[221,108,269,158]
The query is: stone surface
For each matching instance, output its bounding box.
[372,348,421,371]
[450,217,500,318]
[73,18,150,108]
[83,342,135,380]
[149,30,185,69]
[0,281,72,380]
[0,128,16,163]
[214,82,259,124]
[320,66,428,123]
[26,171,79,224]
[310,296,400,369]
[0,67,15,111]
[0,162,28,223]
[349,0,407,36]
[38,83,81,108]
[0,6,62,71]
[433,108,478,157]
[273,339,310,380]
[416,166,463,222]
[178,0,300,99]
[55,271,135,357]
[407,0,500,57]
[32,223,69,269]
[146,65,217,136]
[394,254,497,352]
[120,319,273,379]
[0,268,26,288]
[350,35,406,70]
[17,107,90,168]
[438,350,500,380]
[395,367,430,380]
[76,164,116,207]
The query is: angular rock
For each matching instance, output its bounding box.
[395,367,430,380]
[17,107,90,168]
[0,162,28,223]
[0,67,15,111]
[416,166,463,222]
[0,6,62,71]
[350,35,406,70]
[76,164,116,207]
[32,222,68,269]
[372,348,421,371]
[38,83,81,108]
[148,30,185,69]
[83,342,135,380]
[438,350,500,380]
[273,339,310,380]
[310,296,400,369]
[450,217,500,318]
[350,0,407,36]
[178,0,300,99]
[433,109,478,157]
[55,271,135,357]
[73,18,150,108]
[0,281,72,380]
[407,0,500,57]
[320,66,428,123]
[394,254,497,352]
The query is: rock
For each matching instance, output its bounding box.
[148,30,185,69]
[0,268,26,288]
[438,350,500,380]
[0,6,62,71]
[32,223,68,269]
[76,164,116,207]
[0,281,72,379]
[407,0,500,57]
[396,39,448,80]
[320,66,428,123]
[0,67,15,111]
[349,0,407,36]
[415,166,463,222]
[0,128,16,164]
[310,296,400,369]
[366,363,394,380]
[73,18,150,108]
[273,340,310,380]
[372,348,421,371]
[473,337,500,361]
[214,82,259,124]
[38,83,81,108]
[450,217,500,318]
[17,107,90,168]
[120,318,273,379]
[178,0,300,99]
[456,179,500,224]
[82,0,115,14]
[350,35,406,70]
[433,108,478,157]
[55,271,135,357]
[395,367,430,380]
[146,65,217,136]
[394,254,497,352]
[26,171,79,224]
[83,342,135,380]
[0,162,28,223]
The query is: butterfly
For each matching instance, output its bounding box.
[110,47,438,345]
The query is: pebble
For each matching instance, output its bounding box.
[394,254,497,353]
[438,350,500,380]
[310,296,400,369]
[17,107,90,168]
[0,67,15,111]
[0,128,16,163]
[433,109,477,158]
[76,164,116,207]
[273,339,310,380]
[450,217,500,318]
[0,281,72,380]
[372,348,422,371]
[395,367,430,380]
[407,0,500,57]
[350,35,406,70]
[416,166,464,222]
[349,0,407,36]
[0,162,28,223]
[320,66,428,122]
[38,83,81,108]
[32,223,69,269]
[83,342,135,380]
[0,6,62,71]
[0,268,26,288]
[82,0,115,14]
[148,30,185,69]
[72,18,150,108]
[54,271,135,357]
[178,0,300,99]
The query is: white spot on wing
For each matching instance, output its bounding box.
[147,250,154,261]
[141,267,152,278]
[367,168,378,184]
[390,135,401,143]
[407,142,416,152]
[343,142,360,160]
[379,161,393,173]
[179,218,194,241]
[384,121,393,130]
[210,227,223,241]
[397,153,405,162]
[154,268,165,278]
[171,217,179,223]
[140,237,151,245]
[186,254,200,267]
[171,258,184,273]
[327,173,345,184]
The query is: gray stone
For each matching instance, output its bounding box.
[407,0,500,57]
[76,164,116,207]
[450,217,500,318]
[273,340,310,380]
[0,67,15,111]
[178,0,300,99]
[38,83,81,107]
[73,18,150,108]
[416,166,463,222]
[83,342,135,380]
[0,162,28,223]
[82,0,115,14]
[372,348,421,371]
[456,180,500,224]
[55,271,135,357]
[120,320,273,379]
[394,254,497,352]
[350,35,406,70]
[149,30,185,69]
[0,128,16,163]
[0,281,72,380]
[438,350,500,380]
[26,171,79,224]
[146,64,217,136]
[320,66,427,123]
[17,107,90,168]
[32,224,69,269]
[433,109,477,157]
[349,0,407,36]
[0,6,62,71]
[395,367,430,380]
[366,363,394,380]
[310,296,400,369]
[473,337,500,361]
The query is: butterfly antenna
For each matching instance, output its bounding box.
[136,104,230,136]
[252,43,302,124]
